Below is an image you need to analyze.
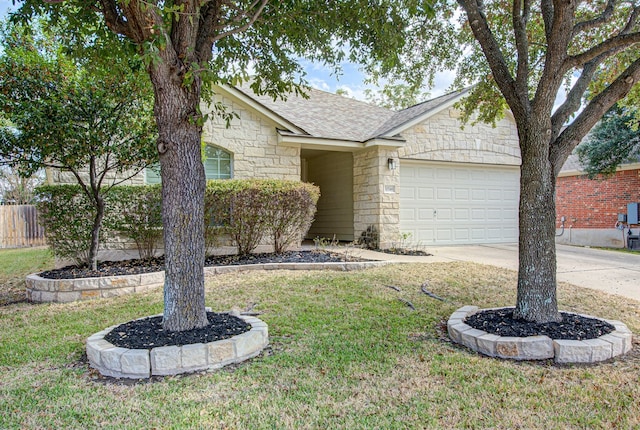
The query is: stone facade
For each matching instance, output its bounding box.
[46,89,522,251]
[353,146,400,249]
[398,108,520,166]
[202,94,300,181]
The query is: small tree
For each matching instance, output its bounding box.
[577,104,640,178]
[0,20,157,269]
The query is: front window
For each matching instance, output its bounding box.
[145,145,232,184]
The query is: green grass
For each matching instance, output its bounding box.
[1,257,639,429]
[0,247,54,278]
[0,247,54,305]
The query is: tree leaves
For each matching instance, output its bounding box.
[576,104,640,178]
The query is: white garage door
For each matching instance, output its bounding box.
[400,161,519,245]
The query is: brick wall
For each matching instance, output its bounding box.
[555,169,640,228]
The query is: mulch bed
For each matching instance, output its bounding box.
[465,307,615,340]
[104,312,251,349]
[38,250,365,280]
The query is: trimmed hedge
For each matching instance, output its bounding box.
[206,179,319,255]
[35,185,100,265]
[36,179,319,262]
[106,185,163,260]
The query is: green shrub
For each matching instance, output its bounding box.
[205,179,320,255]
[261,181,319,254]
[35,185,98,265]
[105,185,163,260]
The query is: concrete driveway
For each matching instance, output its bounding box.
[427,243,640,302]
[349,243,640,302]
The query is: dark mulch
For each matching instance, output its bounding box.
[39,250,361,280]
[379,248,432,256]
[104,312,251,349]
[465,307,615,340]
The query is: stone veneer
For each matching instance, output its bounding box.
[26,260,389,303]
[203,94,300,181]
[86,313,268,379]
[448,306,633,363]
[398,108,521,166]
[353,146,400,249]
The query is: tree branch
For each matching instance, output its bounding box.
[513,0,531,103]
[572,0,616,37]
[550,56,640,176]
[533,0,576,117]
[566,32,640,70]
[550,55,604,137]
[458,0,524,119]
[211,0,268,43]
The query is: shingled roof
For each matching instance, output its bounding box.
[233,83,469,143]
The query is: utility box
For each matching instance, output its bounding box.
[628,203,640,225]
[618,213,628,222]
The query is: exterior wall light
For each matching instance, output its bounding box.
[387,158,397,170]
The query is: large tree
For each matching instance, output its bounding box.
[0,19,157,270]
[371,0,640,322]
[14,0,423,332]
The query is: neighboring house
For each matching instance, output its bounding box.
[49,84,522,249]
[555,154,640,248]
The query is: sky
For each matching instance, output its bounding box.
[0,2,456,104]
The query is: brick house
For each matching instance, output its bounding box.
[555,154,640,248]
[49,84,522,249]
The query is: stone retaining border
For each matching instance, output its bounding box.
[448,306,633,364]
[86,313,268,379]
[26,261,389,303]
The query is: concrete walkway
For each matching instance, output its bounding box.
[340,243,640,302]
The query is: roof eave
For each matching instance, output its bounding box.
[379,89,472,138]
[278,131,405,152]
[558,162,640,177]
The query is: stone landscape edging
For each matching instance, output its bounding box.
[448,306,633,364]
[86,313,268,379]
[26,260,389,303]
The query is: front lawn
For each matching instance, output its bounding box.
[0,247,54,305]
[1,260,639,428]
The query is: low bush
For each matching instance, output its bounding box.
[105,185,163,259]
[206,179,319,255]
[37,180,319,263]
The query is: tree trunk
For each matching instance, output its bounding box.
[513,126,562,323]
[150,61,208,332]
[88,194,105,271]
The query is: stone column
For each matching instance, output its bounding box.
[353,146,400,249]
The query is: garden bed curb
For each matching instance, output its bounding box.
[448,306,633,363]
[26,261,389,303]
[86,313,268,379]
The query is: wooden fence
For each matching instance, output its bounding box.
[0,205,46,249]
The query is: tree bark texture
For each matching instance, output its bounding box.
[514,124,562,323]
[150,60,208,332]
[88,194,105,272]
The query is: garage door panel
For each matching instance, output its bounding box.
[418,188,434,200]
[400,162,519,245]
[436,188,452,200]
[471,189,486,200]
[436,229,452,241]
[454,229,470,241]
[454,208,469,220]
[437,208,452,221]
